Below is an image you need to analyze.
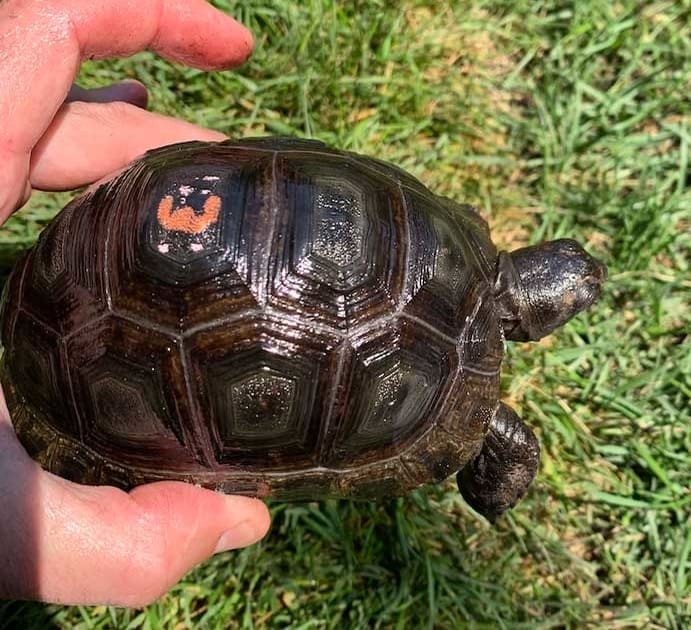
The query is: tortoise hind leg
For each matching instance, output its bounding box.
[457,403,540,522]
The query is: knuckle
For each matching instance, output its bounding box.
[90,488,177,606]
[118,524,174,605]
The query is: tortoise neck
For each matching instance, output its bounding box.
[493,251,539,342]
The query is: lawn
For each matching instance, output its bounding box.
[0,0,689,627]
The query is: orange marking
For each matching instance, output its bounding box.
[156,194,221,234]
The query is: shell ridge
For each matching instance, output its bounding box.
[15,249,31,318]
[178,341,216,468]
[395,181,411,313]
[182,308,264,338]
[455,283,503,380]
[262,305,346,340]
[316,341,350,465]
[110,310,179,339]
[400,312,459,347]
[16,304,61,338]
[103,203,114,311]
[257,151,280,307]
[457,283,488,360]
[63,311,110,343]
[3,252,31,348]
[60,335,86,443]
[454,216,493,285]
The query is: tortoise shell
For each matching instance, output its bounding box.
[1,137,506,500]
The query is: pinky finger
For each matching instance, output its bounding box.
[66,80,149,109]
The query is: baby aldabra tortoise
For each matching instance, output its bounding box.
[0,137,606,521]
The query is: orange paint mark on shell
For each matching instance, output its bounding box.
[156,194,221,234]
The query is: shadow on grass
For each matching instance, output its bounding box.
[0,601,59,629]
[235,491,549,627]
[0,241,28,293]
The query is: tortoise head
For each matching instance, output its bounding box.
[494,238,607,341]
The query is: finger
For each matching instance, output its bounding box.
[30,101,227,191]
[66,80,149,109]
[36,477,270,606]
[0,0,252,220]
[68,0,253,67]
[0,392,270,607]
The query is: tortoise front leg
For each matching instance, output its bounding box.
[457,403,540,522]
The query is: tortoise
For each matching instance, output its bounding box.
[0,137,607,521]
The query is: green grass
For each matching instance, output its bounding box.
[1,0,689,627]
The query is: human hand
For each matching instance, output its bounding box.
[0,0,270,606]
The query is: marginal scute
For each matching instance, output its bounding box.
[461,298,504,372]
[20,198,108,335]
[45,438,105,485]
[31,204,70,290]
[402,189,489,339]
[8,313,78,437]
[0,254,27,356]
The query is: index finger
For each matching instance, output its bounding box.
[0,0,253,218]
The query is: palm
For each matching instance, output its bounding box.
[0,0,269,607]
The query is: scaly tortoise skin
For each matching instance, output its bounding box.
[0,137,607,520]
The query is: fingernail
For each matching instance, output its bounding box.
[111,80,149,109]
[214,521,262,553]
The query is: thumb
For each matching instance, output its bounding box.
[0,381,271,607]
[36,477,271,606]
[1,434,270,607]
